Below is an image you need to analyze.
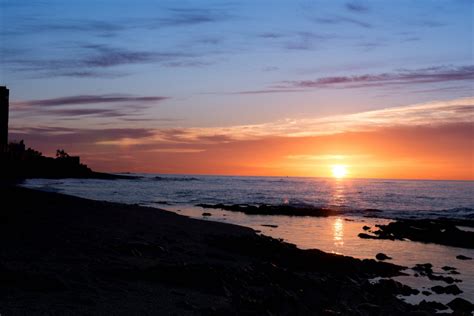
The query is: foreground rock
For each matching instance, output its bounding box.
[358,219,474,249]
[447,298,474,314]
[0,186,449,315]
[376,253,392,261]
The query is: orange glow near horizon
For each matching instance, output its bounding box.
[29,121,474,181]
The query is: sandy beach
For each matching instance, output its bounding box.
[2,185,472,315]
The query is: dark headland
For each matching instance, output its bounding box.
[0,86,131,180]
[2,186,472,315]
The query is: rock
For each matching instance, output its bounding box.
[447,297,474,313]
[261,224,278,228]
[358,233,377,239]
[359,219,474,248]
[362,225,371,231]
[427,273,460,284]
[357,303,380,314]
[421,290,431,296]
[196,203,335,217]
[417,300,448,311]
[202,212,212,217]
[372,279,419,296]
[441,266,457,271]
[456,254,472,260]
[431,284,462,295]
[412,263,433,275]
[375,253,392,261]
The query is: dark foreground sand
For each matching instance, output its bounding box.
[0,186,466,315]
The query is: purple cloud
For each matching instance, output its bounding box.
[14,94,169,107]
[281,65,474,89]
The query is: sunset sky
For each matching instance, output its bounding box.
[1,0,473,179]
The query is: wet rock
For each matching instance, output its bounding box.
[411,263,460,284]
[358,233,378,239]
[421,290,431,296]
[202,212,212,217]
[362,225,371,231]
[412,263,433,275]
[371,279,419,296]
[261,224,278,228]
[360,219,474,248]
[375,253,392,261]
[431,284,462,295]
[456,255,472,260]
[447,297,474,313]
[417,300,448,311]
[441,266,457,271]
[427,273,460,284]
[196,203,335,217]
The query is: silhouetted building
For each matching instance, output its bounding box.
[0,86,9,152]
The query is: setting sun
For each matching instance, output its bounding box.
[331,165,348,179]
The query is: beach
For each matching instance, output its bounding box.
[1,185,465,315]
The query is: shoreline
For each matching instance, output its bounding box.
[1,186,472,314]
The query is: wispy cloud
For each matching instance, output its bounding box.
[313,16,372,28]
[12,94,169,108]
[52,97,472,147]
[147,97,474,142]
[279,65,474,90]
[287,154,370,160]
[46,109,124,117]
[11,128,156,145]
[157,8,228,27]
[11,94,170,121]
[345,2,369,13]
[3,44,196,78]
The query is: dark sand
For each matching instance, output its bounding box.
[0,186,466,315]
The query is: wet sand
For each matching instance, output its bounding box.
[0,186,470,315]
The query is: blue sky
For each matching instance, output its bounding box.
[0,0,473,178]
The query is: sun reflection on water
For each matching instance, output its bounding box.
[332,217,344,247]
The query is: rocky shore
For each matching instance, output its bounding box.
[0,186,472,315]
[197,203,336,217]
[358,219,474,249]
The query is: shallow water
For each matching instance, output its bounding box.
[23,174,474,305]
[170,205,474,304]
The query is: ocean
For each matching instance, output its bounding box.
[23,174,474,304]
[23,174,474,220]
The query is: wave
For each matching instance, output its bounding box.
[151,176,200,182]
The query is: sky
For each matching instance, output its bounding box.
[1,0,473,179]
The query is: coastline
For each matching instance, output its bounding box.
[2,186,472,314]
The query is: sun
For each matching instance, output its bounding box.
[331,165,348,179]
